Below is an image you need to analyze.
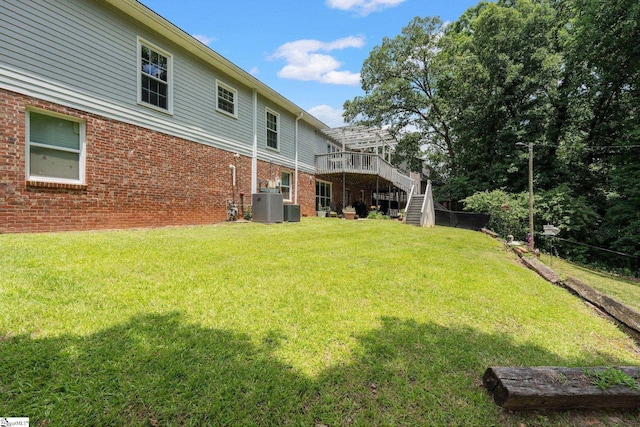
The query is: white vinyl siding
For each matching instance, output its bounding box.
[138,38,172,113]
[26,109,85,184]
[216,80,237,118]
[266,108,279,150]
[1,0,325,172]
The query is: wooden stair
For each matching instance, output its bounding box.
[404,194,424,226]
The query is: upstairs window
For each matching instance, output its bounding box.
[216,80,237,118]
[138,39,172,113]
[27,110,85,184]
[266,109,279,150]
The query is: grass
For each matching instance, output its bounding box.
[543,255,640,311]
[1,218,639,426]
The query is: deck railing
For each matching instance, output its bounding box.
[315,152,415,192]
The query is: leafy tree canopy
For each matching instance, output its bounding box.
[345,0,640,258]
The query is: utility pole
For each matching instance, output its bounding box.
[517,142,534,250]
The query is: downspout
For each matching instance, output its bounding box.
[342,130,346,210]
[294,112,303,204]
[229,164,236,187]
[251,88,258,194]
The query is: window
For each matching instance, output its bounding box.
[281,171,291,201]
[216,80,237,118]
[316,180,332,209]
[266,109,279,150]
[27,110,85,183]
[138,39,172,112]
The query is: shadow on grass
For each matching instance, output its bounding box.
[1,314,637,426]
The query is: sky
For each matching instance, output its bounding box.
[138,0,482,127]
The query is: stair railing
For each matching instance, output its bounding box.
[420,189,429,226]
[403,184,415,223]
[419,180,435,227]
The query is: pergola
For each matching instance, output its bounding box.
[319,125,397,162]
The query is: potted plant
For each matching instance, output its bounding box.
[343,205,356,220]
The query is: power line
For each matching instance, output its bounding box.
[534,144,640,151]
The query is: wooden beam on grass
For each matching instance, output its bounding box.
[483,366,640,410]
[520,256,560,284]
[563,277,640,335]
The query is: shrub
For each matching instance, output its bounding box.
[462,190,529,239]
[367,211,389,220]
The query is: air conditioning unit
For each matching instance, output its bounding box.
[283,204,300,222]
[252,193,283,224]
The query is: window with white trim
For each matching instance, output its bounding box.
[266,109,279,150]
[138,39,172,112]
[27,110,85,183]
[327,143,340,153]
[216,80,237,118]
[316,180,332,209]
[281,171,292,201]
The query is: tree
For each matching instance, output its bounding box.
[347,0,640,259]
[390,132,424,174]
[437,0,566,199]
[343,17,456,174]
[571,0,640,254]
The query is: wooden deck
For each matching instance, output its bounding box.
[315,152,414,192]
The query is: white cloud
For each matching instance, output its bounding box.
[326,0,406,16]
[249,66,259,76]
[308,105,347,128]
[270,36,364,86]
[192,34,216,46]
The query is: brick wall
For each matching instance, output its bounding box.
[295,171,316,217]
[0,90,316,233]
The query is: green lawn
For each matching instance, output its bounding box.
[1,218,639,426]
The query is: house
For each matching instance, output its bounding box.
[0,0,415,233]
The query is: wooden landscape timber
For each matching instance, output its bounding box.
[563,277,640,341]
[520,256,560,284]
[478,240,640,410]
[481,228,500,238]
[522,259,640,339]
[483,366,640,410]
[508,245,640,339]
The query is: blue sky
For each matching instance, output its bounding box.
[138,0,482,127]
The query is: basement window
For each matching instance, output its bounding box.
[26,110,85,184]
[316,180,332,209]
[281,171,292,202]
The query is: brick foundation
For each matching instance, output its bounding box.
[0,90,316,233]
